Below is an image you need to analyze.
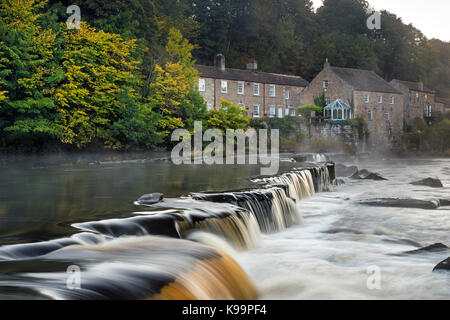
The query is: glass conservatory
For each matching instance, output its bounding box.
[323,99,352,120]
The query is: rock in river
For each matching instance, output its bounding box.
[433,257,450,272]
[350,169,387,181]
[410,178,443,188]
[357,198,440,209]
[403,243,449,255]
[335,164,359,177]
[137,193,164,205]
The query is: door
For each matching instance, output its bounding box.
[278,107,283,118]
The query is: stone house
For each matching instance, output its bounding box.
[435,97,450,117]
[389,80,437,125]
[299,60,404,150]
[196,54,309,118]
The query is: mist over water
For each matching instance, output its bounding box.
[0,154,449,299]
[235,158,450,299]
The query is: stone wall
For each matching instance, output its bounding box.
[199,78,304,118]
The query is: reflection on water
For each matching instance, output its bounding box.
[0,153,298,244]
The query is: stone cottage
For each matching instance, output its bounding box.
[196,54,309,118]
[389,80,437,125]
[299,60,404,150]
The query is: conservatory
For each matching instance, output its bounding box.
[323,99,352,120]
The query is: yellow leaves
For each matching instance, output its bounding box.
[0,0,47,30]
[0,91,7,104]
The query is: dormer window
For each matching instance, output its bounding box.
[323,80,328,90]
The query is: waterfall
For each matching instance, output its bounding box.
[73,200,261,250]
[0,236,258,300]
[192,186,301,233]
[0,163,335,300]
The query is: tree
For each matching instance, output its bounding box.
[0,0,61,151]
[205,99,249,133]
[54,23,141,147]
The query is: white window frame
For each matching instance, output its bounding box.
[385,111,390,121]
[390,96,394,104]
[290,108,295,116]
[364,94,370,103]
[285,90,289,100]
[253,84,260,96]
[368,110,373,121]
[325,97,330,105]
[323,80,328,89]
[198,78,206,92]
[378,96,383,104]
[237,81,244,95]
[253,105,260,118]
[221,80,228,93]
[269,85,276,97]
[269,106,276,117]
[425,105,432,117]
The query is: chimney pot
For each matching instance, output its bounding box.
[324,58,330,69]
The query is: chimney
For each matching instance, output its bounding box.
[418,81,424,91]
[215,54,225,72]
[324,58,330,69]
[246,60,258,73]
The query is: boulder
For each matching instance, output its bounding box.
[351,169,387,181]
[410,178,443,188]
[137,193,164,205]
[403,243,449,255]
[357,198,440,209]
[292,155,307,162]
[335,164,358,177]
[433,257,450,272]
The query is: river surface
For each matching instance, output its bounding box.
[0,154,449,299]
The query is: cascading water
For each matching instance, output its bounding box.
[192,186,301,233]
[0,163,335,300]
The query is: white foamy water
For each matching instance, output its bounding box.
[235,158,450,299]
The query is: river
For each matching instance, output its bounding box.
[0,154,448,299]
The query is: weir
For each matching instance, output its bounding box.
[0,162,335,300]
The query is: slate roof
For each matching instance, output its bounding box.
[391,79,434,94]
[330,67,401,94]
[196,65,309,87]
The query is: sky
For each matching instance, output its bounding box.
[311,0,450,41]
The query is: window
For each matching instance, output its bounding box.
[323,80,328,89]
[221,80,228,93]
[198,79,206,92]
[285,108,289,116]
[269,106,276,117]
[253,84,260,96]
[416,93,419,99]
[285,90,289,100]
[253,105,260,117]
[290,109,295,116]
[378,96,383,104]
[390,96,394,104]
[368,110,373,121]
[326,97,330,104]
[385,111,390,121]
[237,82,244,95]
[364,94,370,103]
[425,105,432,117]
[269,85,275,97]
